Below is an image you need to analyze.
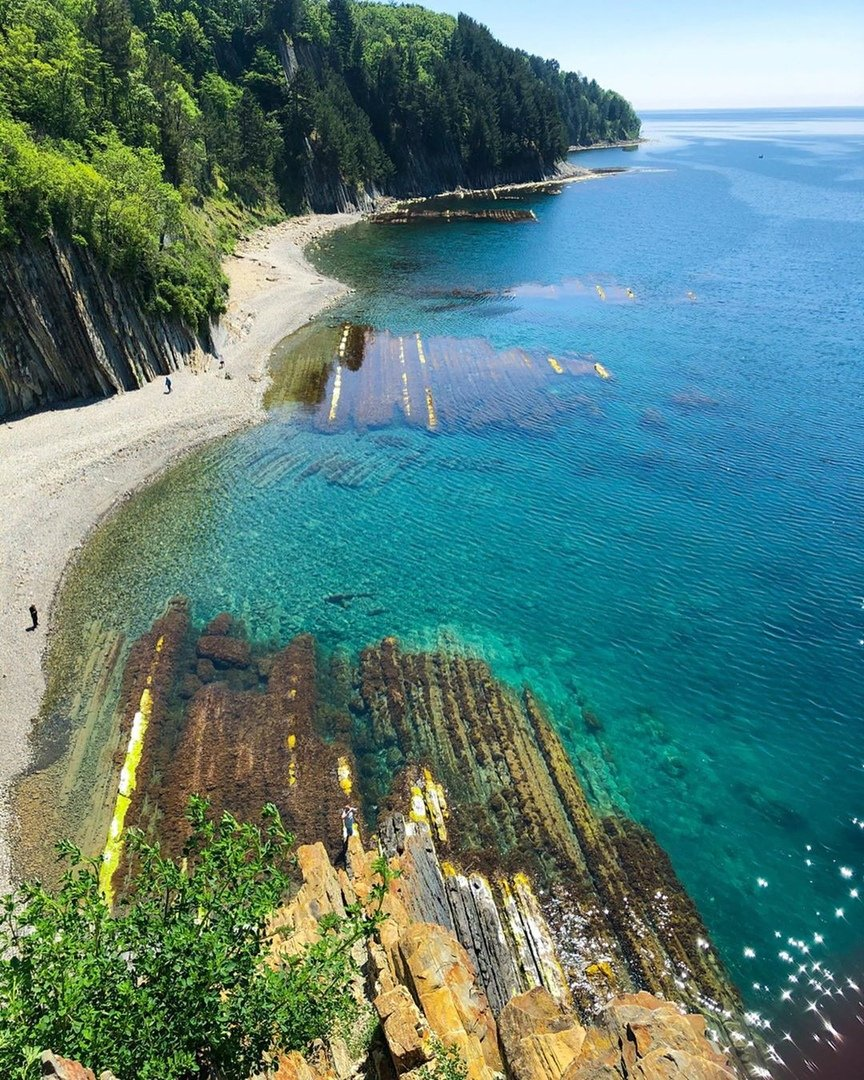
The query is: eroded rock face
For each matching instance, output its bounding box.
[395,922,503,1079]
[499,989,737,1080]
[498,988,586,1080]
[592,993,736,1080]
[268,842,350,960]
[264,1050,334,1080]
[374,985,433,1073]
[0,231,206,418]
[82,616,763,1080]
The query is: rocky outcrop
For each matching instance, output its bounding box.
[0,230,208,418]
[498,989,587,1079]
[264,834,742,1080]
[374,986,432,1073]
[40,1053,96,1080]
[38,611,767,1079]
[565,992,738,1080]
[36,794,747,1080]
[498,988,738,1080]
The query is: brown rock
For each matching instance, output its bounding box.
[375,985,433,1073]
[563,993,737,1080]
[397,922,502,1079]
[262,1050,333,1079]
[269,843,353,961]
[204,612,234,636]
[196,657,218,682]
[498,987,586,1079]
[197,634,251,668]
[179,673,203,699]
[40,1052,96,1080]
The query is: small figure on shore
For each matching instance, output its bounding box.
[27,604,38,631]
[164,376,172,394]
[341,805,357,840]
[218,359,225,370]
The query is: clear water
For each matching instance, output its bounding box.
[61,109,864,1065]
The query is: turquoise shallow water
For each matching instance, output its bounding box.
[64,109,864,1067]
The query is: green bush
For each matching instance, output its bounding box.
[418,1037,469,1080]
[0,796,393,1080]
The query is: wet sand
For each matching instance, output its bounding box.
[0,212,358,892]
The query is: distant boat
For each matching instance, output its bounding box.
[594,363,611,380]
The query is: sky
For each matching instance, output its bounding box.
[430,0,864,110]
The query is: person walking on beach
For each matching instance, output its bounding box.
[164,375,172,394]
[27,605,38,631]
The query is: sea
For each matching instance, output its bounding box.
[56,108,864,1076]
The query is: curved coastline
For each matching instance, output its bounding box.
[0,211,359,893]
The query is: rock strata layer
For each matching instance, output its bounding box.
[27,606,768,1078]
[0,231,207,418]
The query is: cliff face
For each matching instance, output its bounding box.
[264,837,740,1080]
[0,231,208,419]
[19,604,772,1079]
[280,37,567,215]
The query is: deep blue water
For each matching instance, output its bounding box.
[66,109,864,1067]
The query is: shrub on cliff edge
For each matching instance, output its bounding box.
[0,796,392,1080]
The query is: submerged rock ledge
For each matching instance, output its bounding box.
[25,600,770,1078]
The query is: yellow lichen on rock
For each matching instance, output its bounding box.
[500,873,572,1008]
[99,635,164,904]
[422,768,448,842]
[337,756,352,796]
[410,784,427,825]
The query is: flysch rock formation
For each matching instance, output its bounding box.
[0,230,207,418]
[26,600,772,1079]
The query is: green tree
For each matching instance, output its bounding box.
[0,796,394,1080]
[86,0,134,119]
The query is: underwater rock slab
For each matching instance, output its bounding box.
[268,322,602,435]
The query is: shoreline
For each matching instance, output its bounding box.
[0,211,359,893]
[391,160,619,205]
[567,138,645,152]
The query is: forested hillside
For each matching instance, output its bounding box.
[0,0,640,328]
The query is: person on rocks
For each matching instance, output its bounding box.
[164,375,172,394]
[27,604,38,631]
[341,805,357,840]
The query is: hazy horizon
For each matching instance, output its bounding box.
[432,0,864,111]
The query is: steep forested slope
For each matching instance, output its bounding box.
[0,0,640,329]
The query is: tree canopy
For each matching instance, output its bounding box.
[0,0,640,327]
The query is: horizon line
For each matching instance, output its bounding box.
[635,104,864,113]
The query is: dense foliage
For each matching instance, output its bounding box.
[0,0,640,326]
[0,797,393,1080]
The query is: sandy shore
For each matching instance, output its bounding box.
[0,211,359,892]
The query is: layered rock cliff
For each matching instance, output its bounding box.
[19,601,772,1078]
[0,231,208,419]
